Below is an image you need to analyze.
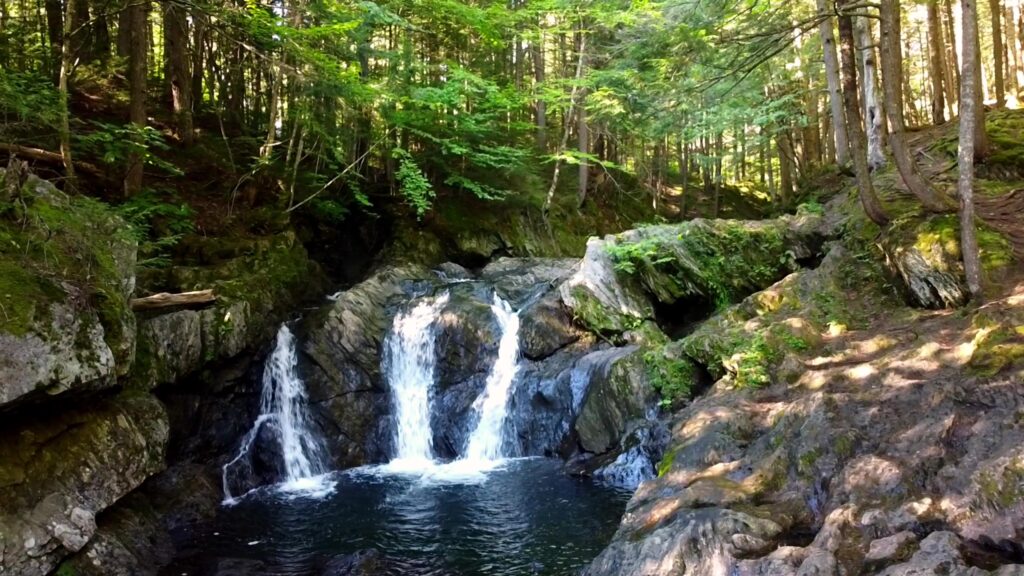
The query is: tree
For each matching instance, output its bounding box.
[125,0,148,197]
[817,0,850,166]
[926,0,948,124]
[990,0,1007,107]
[878,0,949,212]
[838,0,889,226]
[960,0,983,299]
[855,15,885,170]
[164,0,193,144]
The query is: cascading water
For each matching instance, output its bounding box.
[222,324,329,502]
[381,289,522,479]
[460,294,521,464]
[382,292,450,470]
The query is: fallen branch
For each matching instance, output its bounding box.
[0,143,104,177]
[130,289,216,311]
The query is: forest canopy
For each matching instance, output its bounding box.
[2,0,1023,296]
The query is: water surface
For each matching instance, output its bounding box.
[166,459,630,576]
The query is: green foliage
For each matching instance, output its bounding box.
[796,199,825,216]
[0,70,63,136]
[642,346,697,407]
[75,122,183,176]
[606,220,796,309]
[117,191,195,269]
[393,147,435,218]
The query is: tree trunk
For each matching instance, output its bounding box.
[93,9,110,62]
[973,18,991,158]
[577,86,589,208]
[856,15,886,170]
[542,26,586,215]
[803,89,822,167]
[191,10,206,111]
[532,28,546,151]
[839,0,890,226]
[45,0,62,83]
[125,0,147,197]
[959,0,983,299]
[777,132,794,205]
[817,0,851,166]
[991,0,1007,107]
[130,289,216,310]
[879,0,950,212]
[58,0,75,184]
[164,0,192,144]
[944,0,962,97]
[116,0,130,57]
[927,0,948,123]
[68,0,91,63]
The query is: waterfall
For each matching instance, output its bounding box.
[460,294,521,464]
[383,292,450,470]
[380,290,522,480]
[222,324,329,501]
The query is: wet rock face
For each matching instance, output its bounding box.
[0,394,168,576]
[302,264,441,465]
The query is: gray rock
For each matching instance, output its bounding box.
[575,347,655,454]
[878,531,969,576]
[480,257,578,305]
[584,507,785,576]
[865,531,919,570]
[0,394,168,576]
[559,236,653,333]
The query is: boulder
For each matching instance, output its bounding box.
[302,264,440,464]
[306,264,437,387]
[0,171,136,410]
[56,463,221,576]
[0,393,168,576]
[559,236,653,334]
[574,347,656,455]
[518,291,581,360]
[560,215,823,335]
[480,257,578,305]
[880,214,1011,309]
[133,233,326,389]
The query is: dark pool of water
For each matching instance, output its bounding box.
[164,458,630,576]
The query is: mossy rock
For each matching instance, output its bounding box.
[679,246,893,389]
[881,213,1012,309]
[969,308,1024,377]
[603,217,819,309]
[0,170,136,409]
[131,232,324,389]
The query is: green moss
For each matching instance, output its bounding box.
[568,285,640,335]
[977,458,1024,510]
[643,344,698,407]
[657,447,678,477]
[606,220,796,309]
[0,176,134,355]
[797,448,820,478]
[834,433,855,459]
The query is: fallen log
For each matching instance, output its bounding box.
[0,143,104,177]
[130,289,216,311]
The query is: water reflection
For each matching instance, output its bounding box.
[166,459,629,576]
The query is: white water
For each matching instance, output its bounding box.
[222,325,331,503]
[379,291,522,482]
[460,294,521,466]
[382,292,450,471]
